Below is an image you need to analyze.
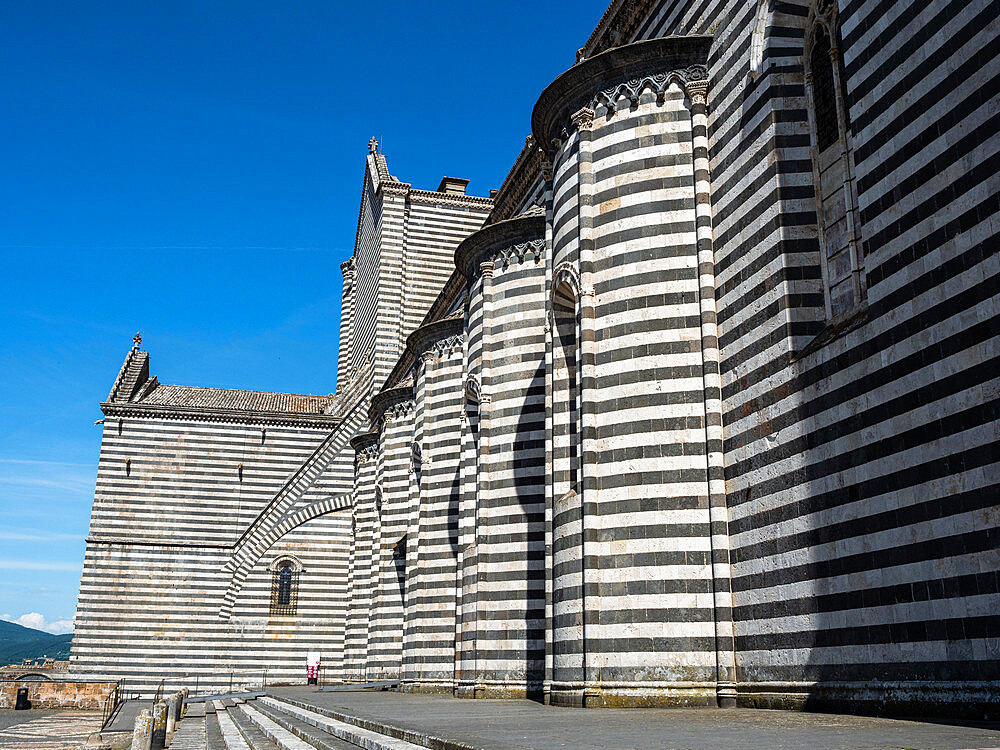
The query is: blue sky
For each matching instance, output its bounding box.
[0,1,609,633]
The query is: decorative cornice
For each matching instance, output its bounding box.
[488,135,545,224]
[592,66,708,111]
[100,401,342,429]
[581,0,660,59]
[350,430,379,453]
[454,211,546,279]
[493,238,545,269]
[369,383,415,423]
[406,316,465,361]
[532,36,712,158]
[408,188,494,208]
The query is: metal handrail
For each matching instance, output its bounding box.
[151,678,164,707]
[100,680,123,729]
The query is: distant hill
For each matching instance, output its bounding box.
[0,620,73,667]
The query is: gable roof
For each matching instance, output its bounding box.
[102,336,337,421]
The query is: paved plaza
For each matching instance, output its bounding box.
[0,709,103,749]
[271,687,1000,750]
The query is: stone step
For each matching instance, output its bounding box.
[251,699,361,750]
[225,703,279,750]
[257,696,429,750]
[237,703,316,750]
[206,711,228,750]
[169,714,207,750]
[215,708,253,750]
[186,703,208,719]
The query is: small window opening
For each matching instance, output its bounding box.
[270,561,299,615]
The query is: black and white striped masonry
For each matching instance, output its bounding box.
[75,0,999,720]
[71,143,491,697]
[346,0,998,719]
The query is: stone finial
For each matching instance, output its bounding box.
[133,332,142,348]
[368,136,379,154]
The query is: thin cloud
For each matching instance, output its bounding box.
[0,560,81,572]
[0,530,83,542]
[0,459,94,468]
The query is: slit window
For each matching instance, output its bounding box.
[270,561,299,615]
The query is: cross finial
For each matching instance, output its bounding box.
[368,137,378,154]
[133,332,142,348]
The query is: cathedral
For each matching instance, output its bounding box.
[71,0,1000,719]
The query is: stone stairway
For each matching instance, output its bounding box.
[209,695,433,750]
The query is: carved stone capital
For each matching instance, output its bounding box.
[541,160,554,182]
[480,261,495,279]
[571,106,595,132]
[685,79,709,107]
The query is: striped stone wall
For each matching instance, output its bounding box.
[587,0,1000,716]
[344,0,997,718]
[365,387,414,681]
[71,405,356,696]
[74,0,999,719]
[404,320,464,691]
[533,35,725,708]
[345,145,491,395]
[456,214,549,698]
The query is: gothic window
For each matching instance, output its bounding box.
[805,1,866,322]
[269,558,300,616]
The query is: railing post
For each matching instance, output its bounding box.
[165,693,179,735]
[150,702,167,750]
[132,708,153,750]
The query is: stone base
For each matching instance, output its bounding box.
[549,682,719,708]
[451,680,545,701]
[400,680,453,696]
[737,681,1000,721]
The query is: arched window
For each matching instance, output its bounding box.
[805,0,866,322]
[269,557,300,616]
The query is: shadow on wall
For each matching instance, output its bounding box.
[515,360,547,700]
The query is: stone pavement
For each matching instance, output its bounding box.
[270,686,1000,750]
[0,710,56,732]
[0,710,103,749]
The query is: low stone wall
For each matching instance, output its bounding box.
[0,680,116,709]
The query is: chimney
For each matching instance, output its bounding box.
[436,177,469,195]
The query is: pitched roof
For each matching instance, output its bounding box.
[137,384,335,414]
[103,337,336,417]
